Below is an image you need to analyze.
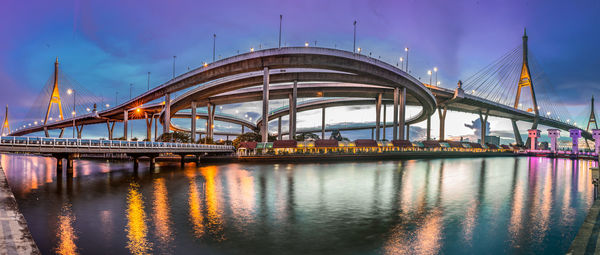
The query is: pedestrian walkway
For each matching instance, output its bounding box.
[0,163,39,254]
[568,167,600,255]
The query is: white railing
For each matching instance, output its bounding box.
[0,136,234,151]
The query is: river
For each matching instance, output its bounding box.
[0,154,596,254]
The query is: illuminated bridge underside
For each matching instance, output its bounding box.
[13,47,436,136]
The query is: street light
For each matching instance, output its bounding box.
[404,47,409,73]
[67,89,76,138]
[129,84,133,100]
[304,42,309,47]
[357,47,361,53]
[399,57,404,71]
[433,67,438,87]
[427,70,432,85]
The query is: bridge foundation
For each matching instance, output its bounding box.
[511,120,522,146]
[261,67,269,143]
[438,106,447,141]
[570,129,582,154]
[123,109,128,141]
[106,120,115,140]
[548,129,560,152]
[288,80,297,140]
[164,93,171,141]
[527,129,540,150]
[321,108,326,139]
[191,101,196,143]
[479,109,489,145]
[375,93,382,140]
[593,129,600,154]
[426,116,431,140]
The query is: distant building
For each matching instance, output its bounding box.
[478,135,500,146]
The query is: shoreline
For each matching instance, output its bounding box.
[0,161,40,254]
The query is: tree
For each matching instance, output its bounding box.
[295,132,320,141]
[232,132,276,148]
[157,131,191,143]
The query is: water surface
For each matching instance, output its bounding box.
[1,154,596,254]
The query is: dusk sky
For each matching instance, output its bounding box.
[2,0,600,141]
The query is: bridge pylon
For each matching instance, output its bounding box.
[1,105,10,136]
[512,28,539,147]
[43,58,65,137]
[585,96,598,147]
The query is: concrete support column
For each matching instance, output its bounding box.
[144,112,152,142]
[592,129,600,154]
[528,129,541,150]
[512,120,523,146]
[154,115,158,142]
[548,129,560,152]
[106,121,115,140]
[277,117,282,140]
[375,93,382,140]
[426,116,431,140]
[382,104,387,140]
[75,125,83,139]
[321,108,326,139]
[393,87,399,140]
[191,101,197,143]
[406,124,410,141]
[569,129,582,154]
[438,106,447,141]
[289,80,298,140]
[163,93,171,138]
[261,67,269,143]
[398,87,406,140]
[479,109,489,145]
[123,110,128,141]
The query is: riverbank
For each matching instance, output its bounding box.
[0,162,40,254]
[202,151,517,163]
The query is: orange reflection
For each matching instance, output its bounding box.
[201,166,225,241]
[226,166,256,231]
[126,182,152,254]
[55,203,78,255]
[152,178,173,248]
[186,168,205,238]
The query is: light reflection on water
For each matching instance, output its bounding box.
[0,154,596,254]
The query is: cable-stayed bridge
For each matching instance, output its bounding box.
[5,30,593,148]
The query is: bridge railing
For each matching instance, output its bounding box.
[0,136,234,151]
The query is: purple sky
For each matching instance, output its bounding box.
[1,0,599,140]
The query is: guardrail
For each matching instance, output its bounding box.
[0,136,234,151]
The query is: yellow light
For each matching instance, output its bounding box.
[106,104,110,108]
[203,62,208,67]
[405,47,409,52]
[67,89,73,95]
[49,117,53,121]
[304,42,309,47]
[434,67,438,72]
[136,108,141,113]
[71,111,76,116]
[428,70,432,75]
[34,121,38,125]
[357,47,361,53]
[250,48,254,52]
[86,108,91,112]
[400,57,403,61]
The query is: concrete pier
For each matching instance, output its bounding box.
[0,163,40,254]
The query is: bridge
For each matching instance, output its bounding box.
[3,29,596,158]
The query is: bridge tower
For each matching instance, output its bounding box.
[1,105,9,136]
[43,58,65,137]
[586,96,598,131]
[512,28,539,146]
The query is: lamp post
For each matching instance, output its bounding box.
[400,57,404,71]
[428,70,432,86]
[213,34,216,62]
[147,72,150,91]
[434,67,438,86]
[279,15,283,48]
[67,89,75,138]
[405,47,409,73]
[129,84,133,100]
[172,56,176,79]
[353,20,357,53]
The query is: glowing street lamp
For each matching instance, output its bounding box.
[304,42,309,47]
[250,47,254,52]
[399,57,404,71]
[427,70,432,86]
[357,47,362,53]
[404,47,409,73]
